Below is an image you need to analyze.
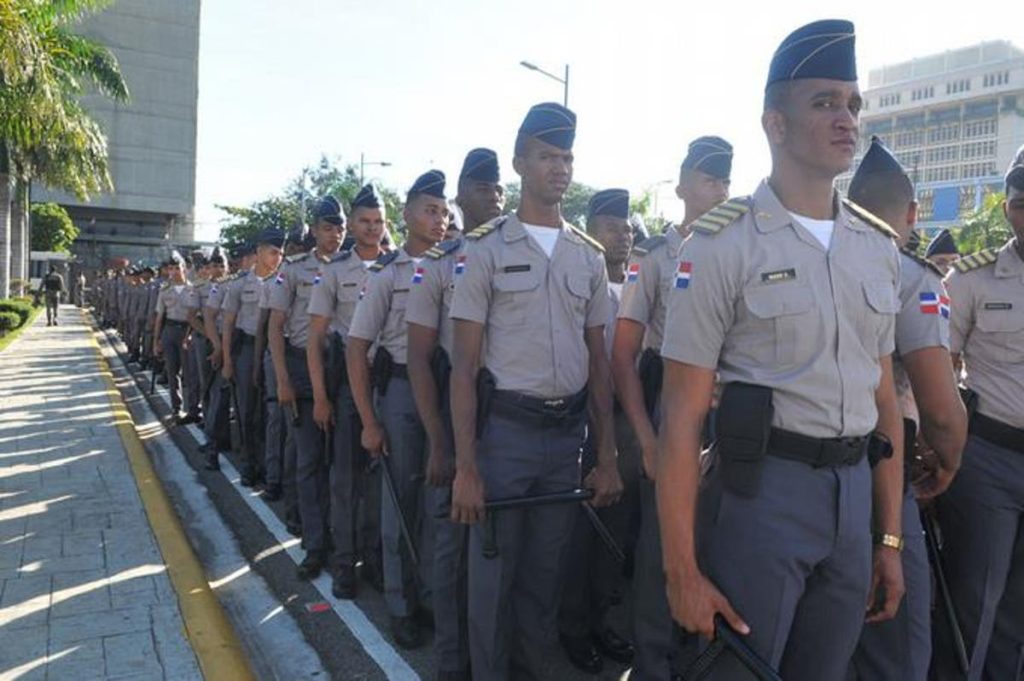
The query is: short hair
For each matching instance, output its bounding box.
[848,171,914,217]
[763,81,793,113]
[1006,165,1024,194]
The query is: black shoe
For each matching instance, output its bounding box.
[415,605,435,631]
[560,633,603,674]
[178,412,200,425]
[360,559,384,593]
[332,564,356,599]
[263,483,282,502]
[170,411,186,424]
[286,521,302,537]
[296,552,325,580]
[390,615,423,650]
[437,671,470,681]
[204,451,220,471]
[240,466,257,488]
[592,627,634,664]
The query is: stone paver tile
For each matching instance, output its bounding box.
[49,605,151,645]
[0,574,51,630]
[21,534,63,563]
[0,622,48,673]
[150,604,202,680]
[102,630,162,678]
[45,638,106,681]
[61,530,104,558]
[50,569,111,619]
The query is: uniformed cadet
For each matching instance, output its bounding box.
[306,184,388,600]
[143,265,165,371]
[657,21,906,681]
[346,186,389,265]
[154,252,197,422]
[75,272,86,308]
[558,188,638,675]
[404,149,505,680]
[448,102,623,681]
[346,170,449,649]
[936,163,1024,681]
[132,269,154,364]
[847,137,968,681]
[925,228,960,276]
[199,248,235,470]
[186,248,228,434]
[612,136,733,681]
[222,230,285,486]
[268,197,345,579]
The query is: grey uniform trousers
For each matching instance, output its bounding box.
[851,489,931,681]
[375,376,430,618]
[697,452,872,681]
[192,334,212,416]
[937,433,1024,681]
[286,344,330,555]
[232,335,261,474]
[263,350,284,487]
[468,412,585,681]
[160,323,189,412]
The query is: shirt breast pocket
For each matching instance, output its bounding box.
[862,281,899,344]
[338,282,361,303]
[566,273,591,319]
[493,271,541,326]
[975,306,1024,363]
[742,284,815,366]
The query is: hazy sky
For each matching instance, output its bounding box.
[192,0,1008,241]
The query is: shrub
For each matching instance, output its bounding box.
[13,296,38,307]
[0,311,20,333]
[0,300,33,325]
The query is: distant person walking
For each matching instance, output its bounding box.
[75,272,86,307]
[40,266,65,326]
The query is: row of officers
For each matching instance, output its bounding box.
[91,19,1024,681]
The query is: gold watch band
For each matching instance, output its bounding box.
[874,532,904,551]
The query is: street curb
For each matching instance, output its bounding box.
[85,310,257,681]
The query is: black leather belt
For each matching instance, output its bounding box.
[392,363,409,380]
[491,388,588,428]
[971,413,1024,455]
[768,428,868,468]
[239,332,255,346]
[164,319,188,328]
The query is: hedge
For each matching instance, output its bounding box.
[0,311,20,333]
[0,300,33,325]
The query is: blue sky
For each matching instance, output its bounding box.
[192,0,1005,241]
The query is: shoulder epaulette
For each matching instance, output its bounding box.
[566,224,605,253]
[369,249,401,272]
[952,248,998,274]
[425,238,462,260]
[160,282,170,290]
[330,249,353,264]
[287,252,310,264]
[466,216,508,241]
[691,198,751,235]
[632,235,667,256]
[900,247,944,278]
[842,198,900,240]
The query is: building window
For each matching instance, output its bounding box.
[895,130,924,148]
[962,161,996,179]
[917,189,934,220]
[963,119,997,139]
[929,124,960,143]
[879,93,902,107]
[984,71,1011,87]
[962,140,997,160]
[911,85,936,101]
[946,78,971,94]
[927,145,959,164]
[925,166,959,183]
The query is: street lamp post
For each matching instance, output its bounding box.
[360,152,392,186]
[519,60,569,107]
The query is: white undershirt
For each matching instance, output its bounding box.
[362,259,375,269]
[789,212,835,249]
[522,223,561,258]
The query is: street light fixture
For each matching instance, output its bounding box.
[519,60,570,107]
[360,152,392,186]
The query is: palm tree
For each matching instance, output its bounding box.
[0,0,128,297]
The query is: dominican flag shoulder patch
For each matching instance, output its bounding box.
[627,263,640,283]
[313,271,322,285]
[675,262,692,289]
[920,292,950,318]
[412,267,425,285]
[274,272,286,286]
[454,255,466,276]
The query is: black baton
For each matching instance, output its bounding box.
[380,456,419,570]
[682,616,782,681]
[922,509,970,675]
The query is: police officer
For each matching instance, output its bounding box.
[40,265,65,326]
[343,188,388,265]
[847,137,968,681]
[405,149,505,679]
[937,163,1024,680]
[925,228,960,276]
[559,188,638,675]
[154,252,196,422]
[657,21,905,680]
[612,136,733,681]
[199,248,235,470]
[448,103,623,680]
[143,264,165,372]
[268,198,345,579]
[187,247,228,436]
[346,171,449,649]
[306,184,387,600]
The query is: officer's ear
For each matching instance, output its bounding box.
[762,108,787,147]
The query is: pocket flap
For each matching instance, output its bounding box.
[863,282,899,314]
[743,285,814,319]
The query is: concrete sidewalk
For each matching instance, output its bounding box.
[0,306,202,681]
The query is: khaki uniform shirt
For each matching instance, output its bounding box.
[661,181,900,438]
[618,226,686,351]
[946,240,1024,428]
[449,215,611,398]
[405,239,464,357]
[348,247,420,364]
[307,249,371,341]
[204,276,232,334]
[267,249,335,350]
[222,270,273,337]
[156,283,193,322]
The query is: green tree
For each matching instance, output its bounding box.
[502,181,597,227]
[30,202,78,252]
[954,192,1012,254]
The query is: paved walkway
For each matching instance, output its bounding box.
[0,306,202,681]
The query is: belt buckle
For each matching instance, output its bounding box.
[543,398,566,409]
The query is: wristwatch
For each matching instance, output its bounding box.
[873,532,904,552]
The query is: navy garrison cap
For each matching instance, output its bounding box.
[256,228,286,249]
[286,221,308,245]
[165,250,185,267]
[681,136,733,180]
[925,229,959,258]
[767,19,857,89]
[1006,163,1024,191]
[518,102,576,150]
[459,148,500,183]
[352,183,383,210]
[850,136,907,190]
[588,189,630,220]
[313,195,345,225]
[209,246,227,264]
[408,170,447,200]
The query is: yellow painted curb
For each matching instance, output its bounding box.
[86,313,256,681]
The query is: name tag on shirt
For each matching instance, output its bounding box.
[503,264,532,273]
[984,302,1013,310]
[761,268,797,284]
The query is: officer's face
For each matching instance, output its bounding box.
[677,169,730,217]
[257,244,284,272]
[1004,185,1024,242]
[208,262,226,279]
[457,180,505,227]
[315,219,345,253]
[405,195,449,244]
[349,207,386,248]
[514,137,573,206]
[931,253,959,275]
[764,78,862,177]
[588,215,633,266]
[168,265,184,283]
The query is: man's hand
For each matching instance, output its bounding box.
[361,420,389,458]
[639,431,658,480]
[207,346,223,370]
[222,360,234,382]
[277,378,295,410]
[313,397,334,432]
[154,342,163,357]
[181,337,191,352]
[866,545,906,623]
[425,436,455,487]
[584,460,624,507]
[451,464,485,524]
[666,564,750,640]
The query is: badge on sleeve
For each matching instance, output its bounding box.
[313,271,322,285]
[627,263,640,283]
[675,262,692,289]
[412,266,425,285]
[454,255,466,276]
[274,272,286,286]
[919,292,950,318]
